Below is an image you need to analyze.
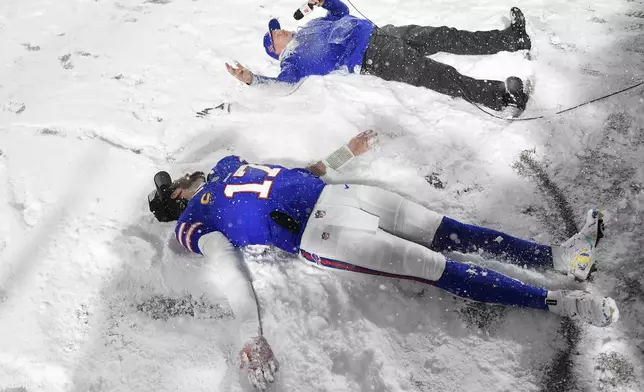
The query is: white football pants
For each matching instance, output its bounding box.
[299,184,447,282]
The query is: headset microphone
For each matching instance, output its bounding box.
[294,3,315,20]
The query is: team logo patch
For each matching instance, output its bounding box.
[321,232,330,240]
[315,210,326,219]
[546,299,557,306]
[200,192,211,204]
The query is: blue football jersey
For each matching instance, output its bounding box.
[175,155,326,254]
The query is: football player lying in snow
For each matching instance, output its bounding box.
[148,131,618,391]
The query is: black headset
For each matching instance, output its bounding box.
[148,170,301,233]
[148,171,189,222]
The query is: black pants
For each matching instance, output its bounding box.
[360,25,526,111]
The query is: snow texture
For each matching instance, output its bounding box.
[1,0,643,391]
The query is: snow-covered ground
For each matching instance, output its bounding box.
[1,0,643,391]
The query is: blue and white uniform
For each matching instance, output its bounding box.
[175,155,324,254]
[297,184,552,311]
[176,155,561,338]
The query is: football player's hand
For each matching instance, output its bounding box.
[239,336,279,391]
[226,62,254,85]
[348,130,377,157]
[309,0,325,6]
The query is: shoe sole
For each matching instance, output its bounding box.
[600,297,619,327]
[510,7,531,51]
[573,209,604,280]
[571,248,593,280]
[510,7,526,30]
[505,77,528,111]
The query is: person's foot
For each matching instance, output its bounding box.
[547,290,618,327]
[553,209,604,281]
[510,7,531,51]
[502,76,529,111]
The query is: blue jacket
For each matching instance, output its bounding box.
[253,0,375,85]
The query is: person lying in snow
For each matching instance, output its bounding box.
[226,0,531,113]
[149,132,618,390]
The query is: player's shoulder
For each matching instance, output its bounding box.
[175,215,216,255]
[174,187,218,254]
[208,155,246,182]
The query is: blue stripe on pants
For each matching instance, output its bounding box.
[431,216,554,268]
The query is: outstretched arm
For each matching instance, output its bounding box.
[306,130,377,176]
[226,60,303,86]
[252,61,303,85]
[198,232,279,391]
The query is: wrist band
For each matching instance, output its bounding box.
[323,145,354,171]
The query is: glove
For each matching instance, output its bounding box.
[239,336,280,391]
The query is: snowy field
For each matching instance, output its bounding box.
[1,0,643,391]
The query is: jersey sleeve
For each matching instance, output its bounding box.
[198,231,262,344]
[322,0,350,19]
[251,59,304,85]
[175,220,216,254]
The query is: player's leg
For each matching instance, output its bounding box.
[299,218,618,326]
[300,228,446,287]
[300,218,544,310]
[318,185,551,266]
[436,258,618,327]
[316,185,602,280]
[313,184,443,247]
[377,8,530,56]
[432,209,605,281]
[431,216,553,267]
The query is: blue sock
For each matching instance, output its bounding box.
[435,258,549,310]
[431,216,553,268]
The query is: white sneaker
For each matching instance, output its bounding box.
[546,290,619,327]
[552,209,604,280]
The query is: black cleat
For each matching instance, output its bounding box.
[503,76,529,111]
[510,7,531,51]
